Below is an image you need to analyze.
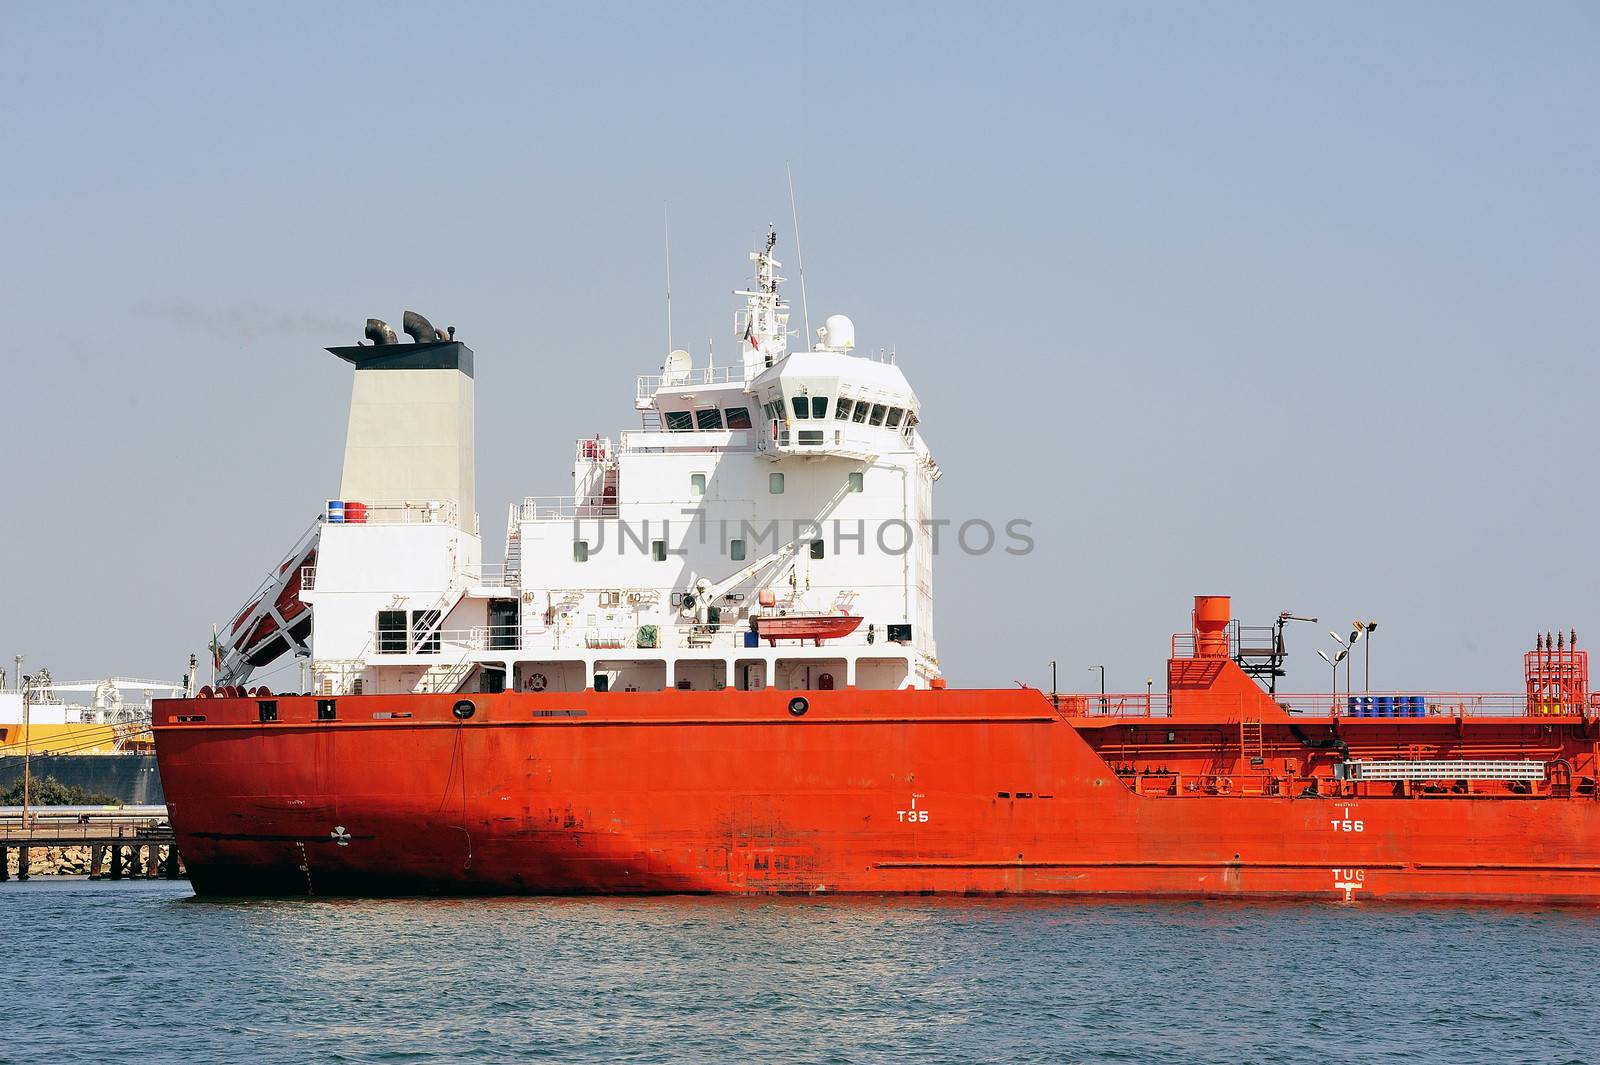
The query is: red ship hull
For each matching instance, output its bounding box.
[152,680,1600,903]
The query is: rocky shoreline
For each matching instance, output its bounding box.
[3,843,184,879]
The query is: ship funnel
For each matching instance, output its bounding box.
[402,309,448,343]
[325,325,476,530]
[1193,595,1231,658]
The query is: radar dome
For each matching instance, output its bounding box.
[821,314,855,351]
[663,349,692,384]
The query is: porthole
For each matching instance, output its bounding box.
[788,696,809,717]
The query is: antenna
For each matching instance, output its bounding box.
[787,163,812,347]
[664,204,674,356]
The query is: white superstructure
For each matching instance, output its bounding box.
[297,232,940,697]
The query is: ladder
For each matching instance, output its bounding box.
[504,526,522,583]
[640,407,661,431]
[414,657,476,694]
[1240,719,1264,767]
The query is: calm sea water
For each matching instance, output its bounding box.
[3,879,1595,1065]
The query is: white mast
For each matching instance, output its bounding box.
[735,227,790,381]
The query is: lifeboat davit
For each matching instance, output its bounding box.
[753,613,863,646]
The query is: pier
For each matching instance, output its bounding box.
[0,806,180,881]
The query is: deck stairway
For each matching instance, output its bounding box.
[1240,718,1265,767]
[414,658,476,694]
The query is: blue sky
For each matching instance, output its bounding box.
[2,2,1595,693]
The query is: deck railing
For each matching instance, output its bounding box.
[637,365,743,399]
[1060,690,1576,720]
[518,496,619,521]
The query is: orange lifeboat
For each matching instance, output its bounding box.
[753,613,863,646]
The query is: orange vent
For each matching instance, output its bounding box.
[1193,595,1231,659]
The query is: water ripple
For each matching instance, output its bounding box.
[4,881,1597,1065]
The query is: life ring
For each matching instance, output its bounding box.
[527,673,547,692]
[1214,776,1232,795]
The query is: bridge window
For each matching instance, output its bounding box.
[792,396,809,419]
[729,538,746,561]
[885,408,904,428]
[573,540,589,562]
[848,471,864,492]
[724,406,752,429]
[695,408,722,430]
[869,404,887,426]
[769,472,785,494]
[664,410,693,432]
[836,399,853,421]
[811,396,828,419]
[690,473,706,496]
[852,402,868,423]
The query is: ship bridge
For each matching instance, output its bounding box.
[749,344,921,462]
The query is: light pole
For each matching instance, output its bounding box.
[16,655,30,826]
[1049,660,1058,711]
[1317,647,1348,714]
[1146,677,1154,714]
[1089,665,1105,714]
[1331,630,1359,702]
[1353,621,1377,692]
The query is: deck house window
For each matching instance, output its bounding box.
[811,396,828,419]
[885,408,904,429]
[724,406,752,429]
[869,404,887,426]
[792,396,809,419]
[664,410,693,432]
[848,471,864,493]
[695,408,722,430]
[729,538,746,561]
[810,540,825,559]
[769,472,785,494]
[836,399,854,421]
[652,540,667,561]
[690,473,706,496]
[852,402,868,423]
[573,540,589,562]
[377,610,408,653]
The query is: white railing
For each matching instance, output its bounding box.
[637,365,744,399]
[518,496,619,522]
[620,430,750,454]
[324,499,460,526]
[462,564,520,586]
[371,626,523,655]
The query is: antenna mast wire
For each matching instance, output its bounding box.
[787,164,812,346]
[664,204,673,356]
